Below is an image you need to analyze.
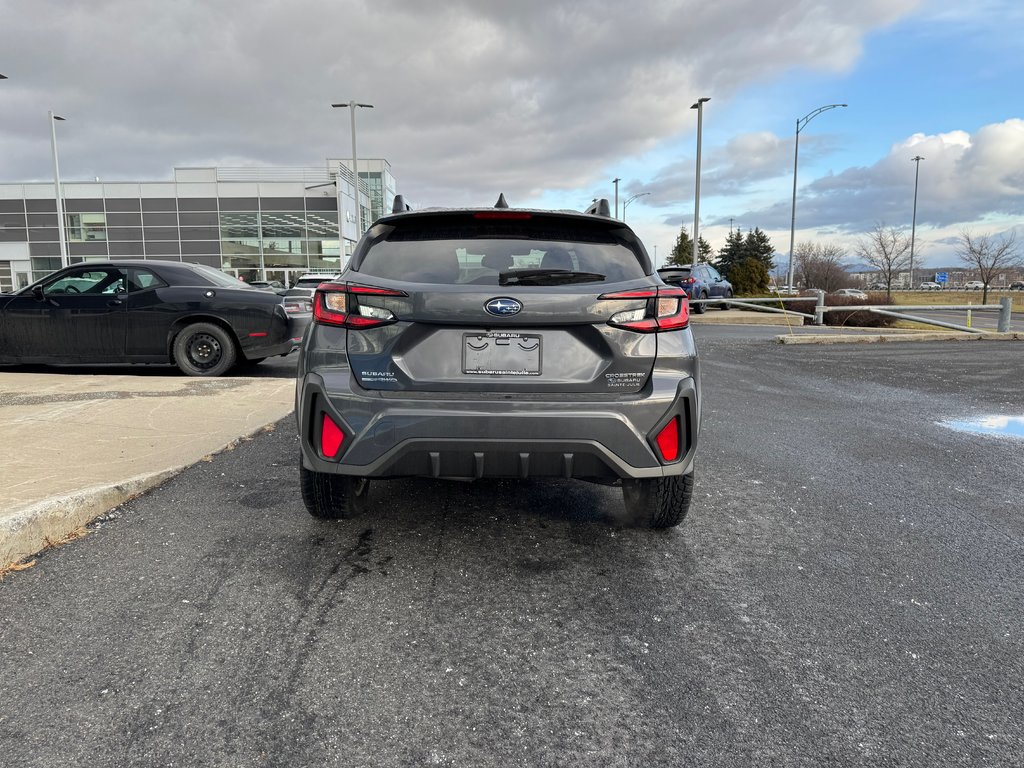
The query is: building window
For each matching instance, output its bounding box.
[67,212,107,242]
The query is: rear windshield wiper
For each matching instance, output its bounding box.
[499,269,606,286]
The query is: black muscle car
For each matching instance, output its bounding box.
[0,260,299,376]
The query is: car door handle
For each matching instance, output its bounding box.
[107,299,123,307]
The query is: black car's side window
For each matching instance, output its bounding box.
[44,268,125,295]
[126,268,167,293]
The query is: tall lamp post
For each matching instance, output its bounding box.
[331,100,373,244]
[909,155,924,290]
[612,178,621,219]
[48,111,69,269]
[691,97,710,266]
[622,191,650,222]
[786,103,847,288]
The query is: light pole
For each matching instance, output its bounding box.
[48,111,69,269]
[909,155,924,290]
[612,178,621,219]
[786,103,847,288]
[691,97,710,266]
[331,101,373,242]
[622,192,650,222]
[653,244,658,267]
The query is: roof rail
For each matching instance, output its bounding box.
[585,198,612,217]
[494,193,510,209]
[391,195,412,214]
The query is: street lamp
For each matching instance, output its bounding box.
[691,97,710,266]
[786,103,847,288]
[48,111,69,269]
[909,155,924,290]
[622,192,650,222]
[612,178,621,219]
[331,101,374,241]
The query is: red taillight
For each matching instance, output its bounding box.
[602,286,689,333]
[321,413,345,458]
[655,417,681,462]
[313,283,407,329]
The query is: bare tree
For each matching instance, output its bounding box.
[956,230,1022,304]
[794,241,854,293]
[855,223,911,301]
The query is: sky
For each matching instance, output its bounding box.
[2,0,1023,271]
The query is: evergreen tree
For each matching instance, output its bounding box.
[742,227,775,270]
[697,236,714,263]
[729,257,771,295]
[716,228,746,275]
[666,224,694,266]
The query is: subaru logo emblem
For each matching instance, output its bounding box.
[485,297,522,316]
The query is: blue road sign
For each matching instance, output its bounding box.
[935,272,948,283]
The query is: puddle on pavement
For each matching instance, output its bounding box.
[940,416,1024,439]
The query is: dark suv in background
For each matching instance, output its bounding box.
[657,264,732,313]
[295,197,701,528]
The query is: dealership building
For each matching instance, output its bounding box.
[0,158,396,292]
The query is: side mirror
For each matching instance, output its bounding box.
[31,285,45,301]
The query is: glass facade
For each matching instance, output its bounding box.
[1,161,394,285]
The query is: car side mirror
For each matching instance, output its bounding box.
[31,285,45,301]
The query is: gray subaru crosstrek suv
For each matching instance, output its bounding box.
[296,196,700,528]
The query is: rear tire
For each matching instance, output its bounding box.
[300,460,370,520]
[621,472,693,529]
[172,322,237,377]
[691,292,708,314]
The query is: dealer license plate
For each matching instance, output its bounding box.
[462,333,542,376]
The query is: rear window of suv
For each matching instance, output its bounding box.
[353,214,648,286]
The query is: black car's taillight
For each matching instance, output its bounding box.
[600,286,689,332]
[313,283,408,329]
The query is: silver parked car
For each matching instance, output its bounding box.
[295,197,701,528]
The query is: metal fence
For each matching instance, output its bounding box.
[689,295,1014,333]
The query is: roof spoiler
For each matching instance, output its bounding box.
[585,198,612,217]
[391,194,412,214]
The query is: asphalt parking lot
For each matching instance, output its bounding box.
[1,327,1022,767]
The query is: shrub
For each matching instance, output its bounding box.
[786,295,897,328]
[727,257,770,295]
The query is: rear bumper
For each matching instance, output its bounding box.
[298,372,699,481]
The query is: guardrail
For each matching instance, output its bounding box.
[689,295,1014,333]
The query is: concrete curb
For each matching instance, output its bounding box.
[1,468,182,570]
[776,331,1024,345]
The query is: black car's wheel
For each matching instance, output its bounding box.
[720,290,733,310]
[691,292,708,314]
[172,322,237,377]
[621,472,693,529]
[300,460,370,520]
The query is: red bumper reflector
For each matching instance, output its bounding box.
[656,417,681,462]
[321,413,345,458]
[248,332,268,337]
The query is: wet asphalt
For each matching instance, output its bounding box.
[1,327,1022,767]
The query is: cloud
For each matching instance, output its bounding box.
[0,0,917,206]
[726,119,1024,234]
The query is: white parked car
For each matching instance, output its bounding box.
[964,280,985,290]
[832,288,869,300]
[918,281,942,290]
